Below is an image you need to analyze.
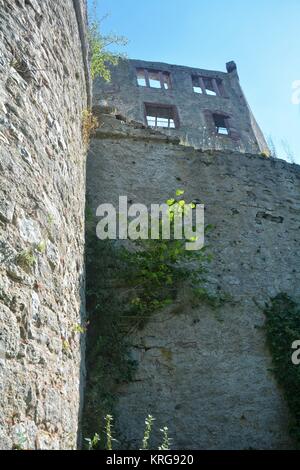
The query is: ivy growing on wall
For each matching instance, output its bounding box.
[264,293,300,447]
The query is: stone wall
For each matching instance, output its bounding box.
[93,59,269,155]
[87,110,300,449]
[0,0,89,449]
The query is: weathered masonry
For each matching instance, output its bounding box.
[0,0,90,449]
[93,59,269,154]
[0,0,300,451]
[87,61,300,449]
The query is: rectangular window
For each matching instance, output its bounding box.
[192,76,203,94]
[163,76,171,90]
[145,103,177,129]
[148,71,161,89]
[137,69,171,90]
[192,75,224,97]
[213,113,229,135]
[203,78,217,96]
[137,69,147,87]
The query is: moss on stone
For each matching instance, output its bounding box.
[264,293,300,447]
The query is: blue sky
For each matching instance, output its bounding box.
[89,0,300,163]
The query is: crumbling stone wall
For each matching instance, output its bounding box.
[0,0,90,449]
[87,110,300,449]
[93,59,269,155]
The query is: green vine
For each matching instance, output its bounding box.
[264,293,300,447]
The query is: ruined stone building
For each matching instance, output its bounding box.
[1,0,300,450]
[93,58,269,154]
[87,60,299,450]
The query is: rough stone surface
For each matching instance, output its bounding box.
[87,113,300,449]
[93,59,269,154]
[0,0,298,451]
[0,0,89,449]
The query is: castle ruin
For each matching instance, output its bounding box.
[0,0,300,450]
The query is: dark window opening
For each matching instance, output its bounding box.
[149,71,161,89]
[162,75,171,90]
[203,78,217,96]
[137,69,171,90]
[137,69,147,87]
[213,113,230,135]
[192,75,224,97]
[192,76,203,94]
[145,104,177,129]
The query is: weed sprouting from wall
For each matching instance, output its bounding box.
[104,414,114,450]
[16,248,36,272]
[86,414,171,450]
[141,415,155,450]
[158,427,172,451]
[12,432,27,451]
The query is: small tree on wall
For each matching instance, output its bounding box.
[88,1,127,81]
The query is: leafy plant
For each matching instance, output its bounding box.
[12,431,27,450]
[158,427,172,450]
[86,414,171,451]
[193,288,232,310]
[36,240,46,254]
[62,339,70,353]
[88,21,127,81]
[118,192,213,329]
[264,293,300,447]
[105,415,114,451]
[85,433,100,451]
[72,323,86,334]
[16,249,36,271]
[142,415,155,450]
[88,2,127,81]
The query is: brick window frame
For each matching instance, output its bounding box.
[144,102,180,129]
[192,75,227,97]
[203,110,240,140]
[137,68,172,90]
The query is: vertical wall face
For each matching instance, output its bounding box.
[87,114,300,449]
[0,0,89,449]
[93,59,269,154]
